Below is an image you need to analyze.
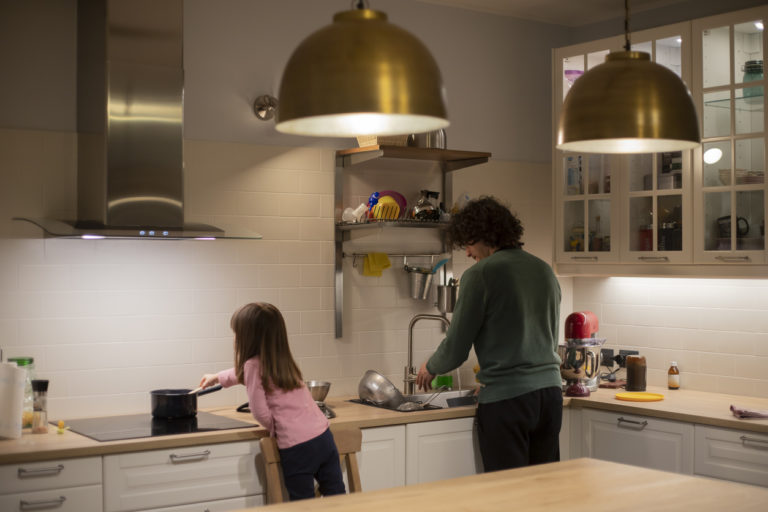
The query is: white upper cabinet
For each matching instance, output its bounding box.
[554,7,768,276]
[554,23,694,270]
[693,6,768,265]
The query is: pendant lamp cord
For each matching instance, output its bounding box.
[624,0,631,51]
[352,0,368,9]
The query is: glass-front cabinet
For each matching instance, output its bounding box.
[693,8,767,264]
[556,42,620,264]
[554,23,693,266]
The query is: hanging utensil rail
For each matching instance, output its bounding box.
[343,252,441,268]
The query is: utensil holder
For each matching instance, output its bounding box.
[437,284,458,313]
[406,266,433,300]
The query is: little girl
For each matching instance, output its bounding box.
[199,302,345,501]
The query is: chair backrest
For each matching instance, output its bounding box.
[259,427,363,504]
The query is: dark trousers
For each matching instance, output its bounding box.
[278,428,346,501]
[476,386,563,472]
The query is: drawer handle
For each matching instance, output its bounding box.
[20,496,66,510]
[638,256,669,262]
[18,465,65,478]
[169,449,211,463]
[740,435,768,448]
[715,255,751,263]
[570,256,598,261]
[617,417,648,430]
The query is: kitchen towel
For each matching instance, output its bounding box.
[0,362,26,439]
[363,253,391,277]
[730,404,768,419]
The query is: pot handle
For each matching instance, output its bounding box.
[197,384,222,396]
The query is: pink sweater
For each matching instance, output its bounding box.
[217,359,328,449]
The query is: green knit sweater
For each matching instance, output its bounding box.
[426,248,562,404]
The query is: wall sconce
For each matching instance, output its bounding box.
[253,95,279,121]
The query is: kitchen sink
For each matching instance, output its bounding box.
[403,389,476,409]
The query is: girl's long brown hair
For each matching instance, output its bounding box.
[230,302,303,393]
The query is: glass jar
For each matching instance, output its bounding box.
[31,379,50,434]
[8,357,35,428]
[625,355,647,392]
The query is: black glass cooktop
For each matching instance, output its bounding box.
[63,411,255,442]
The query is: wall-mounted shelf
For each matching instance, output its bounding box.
[334,146,491,338]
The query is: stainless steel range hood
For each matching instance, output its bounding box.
[15,0,260,240]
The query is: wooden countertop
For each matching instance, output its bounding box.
[238,457,768,512]
[2,387,766,465]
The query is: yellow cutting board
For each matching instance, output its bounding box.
[615,392,665,402]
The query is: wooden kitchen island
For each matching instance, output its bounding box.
[235,457,768,511]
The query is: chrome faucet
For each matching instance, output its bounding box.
[404,314,451,395]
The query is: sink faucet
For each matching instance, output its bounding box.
[405,314,451,395]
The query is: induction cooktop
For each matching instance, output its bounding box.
[63,411,255,442]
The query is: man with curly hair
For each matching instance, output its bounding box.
[416,196,563,472]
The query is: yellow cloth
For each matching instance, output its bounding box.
[363,252,391,276]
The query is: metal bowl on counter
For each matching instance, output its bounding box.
[306,380,331,403]
[358,370,405,409]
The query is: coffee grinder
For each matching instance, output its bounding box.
[559,311,605,397]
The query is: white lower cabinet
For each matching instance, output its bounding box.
[405,417,482,485]
[694,425,768,487]
[581,408,694,474]
[0,456,103,512]
[359,425,406,491]
[103,441,263,512]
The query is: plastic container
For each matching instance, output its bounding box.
[8,357,35,428]
[668,362,680,390]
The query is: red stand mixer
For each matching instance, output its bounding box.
[559,311,606,397]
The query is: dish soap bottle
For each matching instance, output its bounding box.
[668,362,680,390]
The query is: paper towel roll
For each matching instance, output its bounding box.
[0,362,26,439]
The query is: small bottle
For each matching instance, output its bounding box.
[668,362,680,390]
[31,379,49,434]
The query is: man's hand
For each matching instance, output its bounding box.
[415,362,435,391]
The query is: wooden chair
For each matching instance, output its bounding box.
[260,427,363,504]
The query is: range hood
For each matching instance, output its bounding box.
[15,0,260,240]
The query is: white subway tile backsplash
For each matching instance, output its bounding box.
[577,276,768,397]
[4,129,768,421]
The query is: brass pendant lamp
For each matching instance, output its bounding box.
[557,0,700,153]
[275,1,449,137]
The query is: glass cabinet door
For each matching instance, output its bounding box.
[560,152,615,262]
[556,44,620,265]
[621,28,691,264]
[695,10,767,263]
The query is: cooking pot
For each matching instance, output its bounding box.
[150,385,222,419]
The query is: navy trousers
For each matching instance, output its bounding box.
[476,386,563,472]
[278,428,346,501]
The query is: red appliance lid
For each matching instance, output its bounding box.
[564,311,598,340]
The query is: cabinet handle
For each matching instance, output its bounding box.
[570,256,598,261]
[637,256,669,262]
[617,417,648,430]
[169,449,211,463]
[740,435,768,448]
[715,255,751,263]
[17,465,64,478]
[20,496,66,510]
